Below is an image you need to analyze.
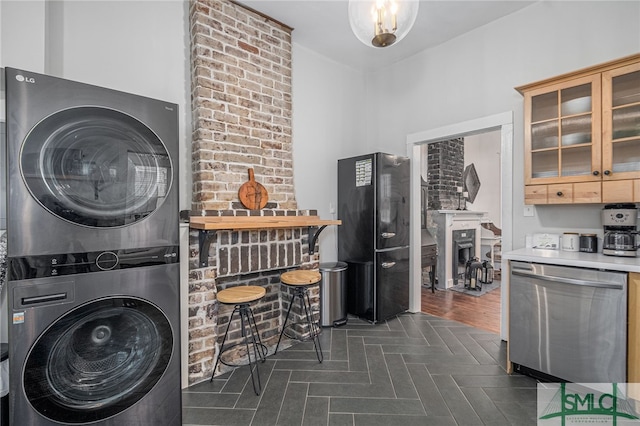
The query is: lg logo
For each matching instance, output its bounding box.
[15,74,35,83]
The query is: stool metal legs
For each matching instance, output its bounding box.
[275,286,323,363]
[301,287,323,363]
[210,303,267,395]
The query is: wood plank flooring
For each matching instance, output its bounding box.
[421,282,501,334]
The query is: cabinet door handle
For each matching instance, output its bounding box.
[381,261,396,269]
[556,191,563,197]
[592,170,600,176]
[604,170,611,175]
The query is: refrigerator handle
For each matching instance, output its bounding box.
[381,232,396,239]
[381,261,396,269]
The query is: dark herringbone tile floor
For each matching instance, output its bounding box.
[182,313,538,425]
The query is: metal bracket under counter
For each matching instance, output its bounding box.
[308,225,329,255]
[198,230,216,268]
[189,216,341,268]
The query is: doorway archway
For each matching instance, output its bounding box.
[406,112,513,340]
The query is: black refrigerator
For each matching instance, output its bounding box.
[337,152,410,323]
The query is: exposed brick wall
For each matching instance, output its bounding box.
[187,0,316,385]
[426,138,465,211]
[196,210,319,279]
[190,0,295,212]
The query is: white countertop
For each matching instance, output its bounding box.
[503,248,640,273]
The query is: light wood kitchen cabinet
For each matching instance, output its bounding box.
[526,182,602,204]
[602,179,640,203]
[518,54,640,204]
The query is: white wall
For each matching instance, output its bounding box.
[0,1,47,72]
[465,130,502,228]
[365,1,640,249]
[291,44,367,261]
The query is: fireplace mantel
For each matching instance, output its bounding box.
[436,210,485,223]
[434,210,486,288]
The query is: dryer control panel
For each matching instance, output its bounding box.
[8,245,179,280]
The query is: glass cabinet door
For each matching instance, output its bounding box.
[525,75,601,184]
[602,62,640,180]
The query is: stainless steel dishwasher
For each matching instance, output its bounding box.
[509,261,627,383]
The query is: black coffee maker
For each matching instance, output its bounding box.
[602,203,638,257]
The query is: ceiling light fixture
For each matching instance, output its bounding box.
[348,0,419,48]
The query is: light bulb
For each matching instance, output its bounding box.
[348,0,419,48]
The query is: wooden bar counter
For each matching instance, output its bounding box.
[190,215,341,231]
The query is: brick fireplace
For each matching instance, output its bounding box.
[434,212,483,288]
[451,228,476,286]
[425,138,464,212]
[186,0,320,385]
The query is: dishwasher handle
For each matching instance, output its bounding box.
[512,268,624,290]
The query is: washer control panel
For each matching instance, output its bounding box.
[8,245,179,280]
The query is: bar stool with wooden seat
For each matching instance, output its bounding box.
[275,269,323,363]
[210,285,267,395]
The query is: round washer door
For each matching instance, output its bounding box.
[23,297,173,424]
[20,106,172,228]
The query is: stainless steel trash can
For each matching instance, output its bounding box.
[319,262,348,327]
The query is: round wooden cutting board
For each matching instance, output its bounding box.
[238,168,268,210]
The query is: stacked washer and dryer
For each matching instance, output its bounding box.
[4,68,181,425]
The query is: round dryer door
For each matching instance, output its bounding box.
[20,106,172,228]
[23,297,173,424]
